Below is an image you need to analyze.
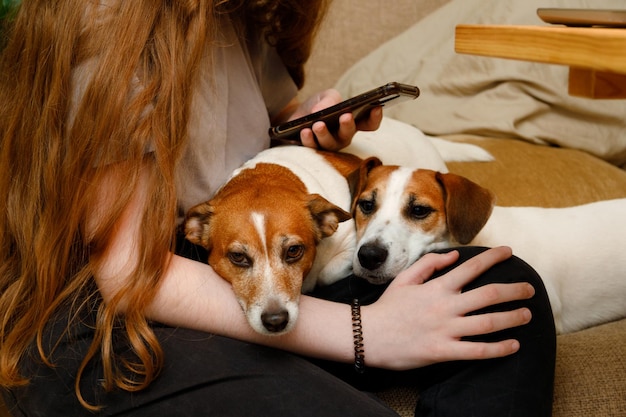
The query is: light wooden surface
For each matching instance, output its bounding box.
[454,25,626,98]
[568,67,626,99]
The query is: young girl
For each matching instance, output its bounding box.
[0,1,555,416]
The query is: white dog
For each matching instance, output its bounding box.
[351,163,626,334]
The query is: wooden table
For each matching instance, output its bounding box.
[454,25,626,99]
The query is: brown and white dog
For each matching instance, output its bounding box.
[351,163,626,334]
[184,146,364,335]
[184,117,493,335]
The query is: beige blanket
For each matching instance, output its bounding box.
[335,0,626,167]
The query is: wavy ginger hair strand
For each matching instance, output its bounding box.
[0,0,211,410]
[0,0,219,407]
[0,0,328,409]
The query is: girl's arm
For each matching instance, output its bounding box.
[93,158,533,371]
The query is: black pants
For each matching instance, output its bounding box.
[4,246,555,417]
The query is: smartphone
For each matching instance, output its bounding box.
[269,82,420,145]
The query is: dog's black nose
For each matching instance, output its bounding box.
[358,244,388,271]
[261,310,289,333]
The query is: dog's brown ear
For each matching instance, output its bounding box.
[184,202,215,249]
[347,157,382,211]
[307,194,351,239]
[435,172,495,244]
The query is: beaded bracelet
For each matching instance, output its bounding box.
[351,298,365,373]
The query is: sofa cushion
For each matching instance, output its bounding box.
[446,135,626,207]
[553,319,626,416]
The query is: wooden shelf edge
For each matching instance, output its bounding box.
[455,25,626,74]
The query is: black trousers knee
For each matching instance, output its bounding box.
[310,246,556,417]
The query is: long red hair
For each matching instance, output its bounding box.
[0,0,327,410]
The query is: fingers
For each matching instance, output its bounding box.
[393,250,460,286]
[452,307,532,338]
[299,120,352,150]
[447,339,521,362]
[300,128,317,148]
[318,114,356,150]
[303,113,355,151]
[356,106,383,131]
[443,246,513,291]
[363,247,538,370]
[458,282,535,315]
[300,100,384,151]
[393,247,534,313]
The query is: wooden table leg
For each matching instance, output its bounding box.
[568,67,626,99]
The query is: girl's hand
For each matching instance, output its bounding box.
[362,247,535,370]
[290,89,383,151]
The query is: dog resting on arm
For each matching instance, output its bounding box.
[184,146,366,335]
[351,161,626,334]
[184,117,493,335]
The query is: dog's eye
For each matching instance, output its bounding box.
[284,245,305,263]
[357,199,375,215]
[228,252,252,268]
[410,205,433,219]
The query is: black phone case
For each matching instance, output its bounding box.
[269,82,420,145]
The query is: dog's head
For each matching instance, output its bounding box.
[184,163,350,335]
[350,164,495,284]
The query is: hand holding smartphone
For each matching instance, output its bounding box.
[269,82,420,145]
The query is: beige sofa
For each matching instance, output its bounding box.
[303,0,626,416]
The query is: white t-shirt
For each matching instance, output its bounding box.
[176,18,297,218]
